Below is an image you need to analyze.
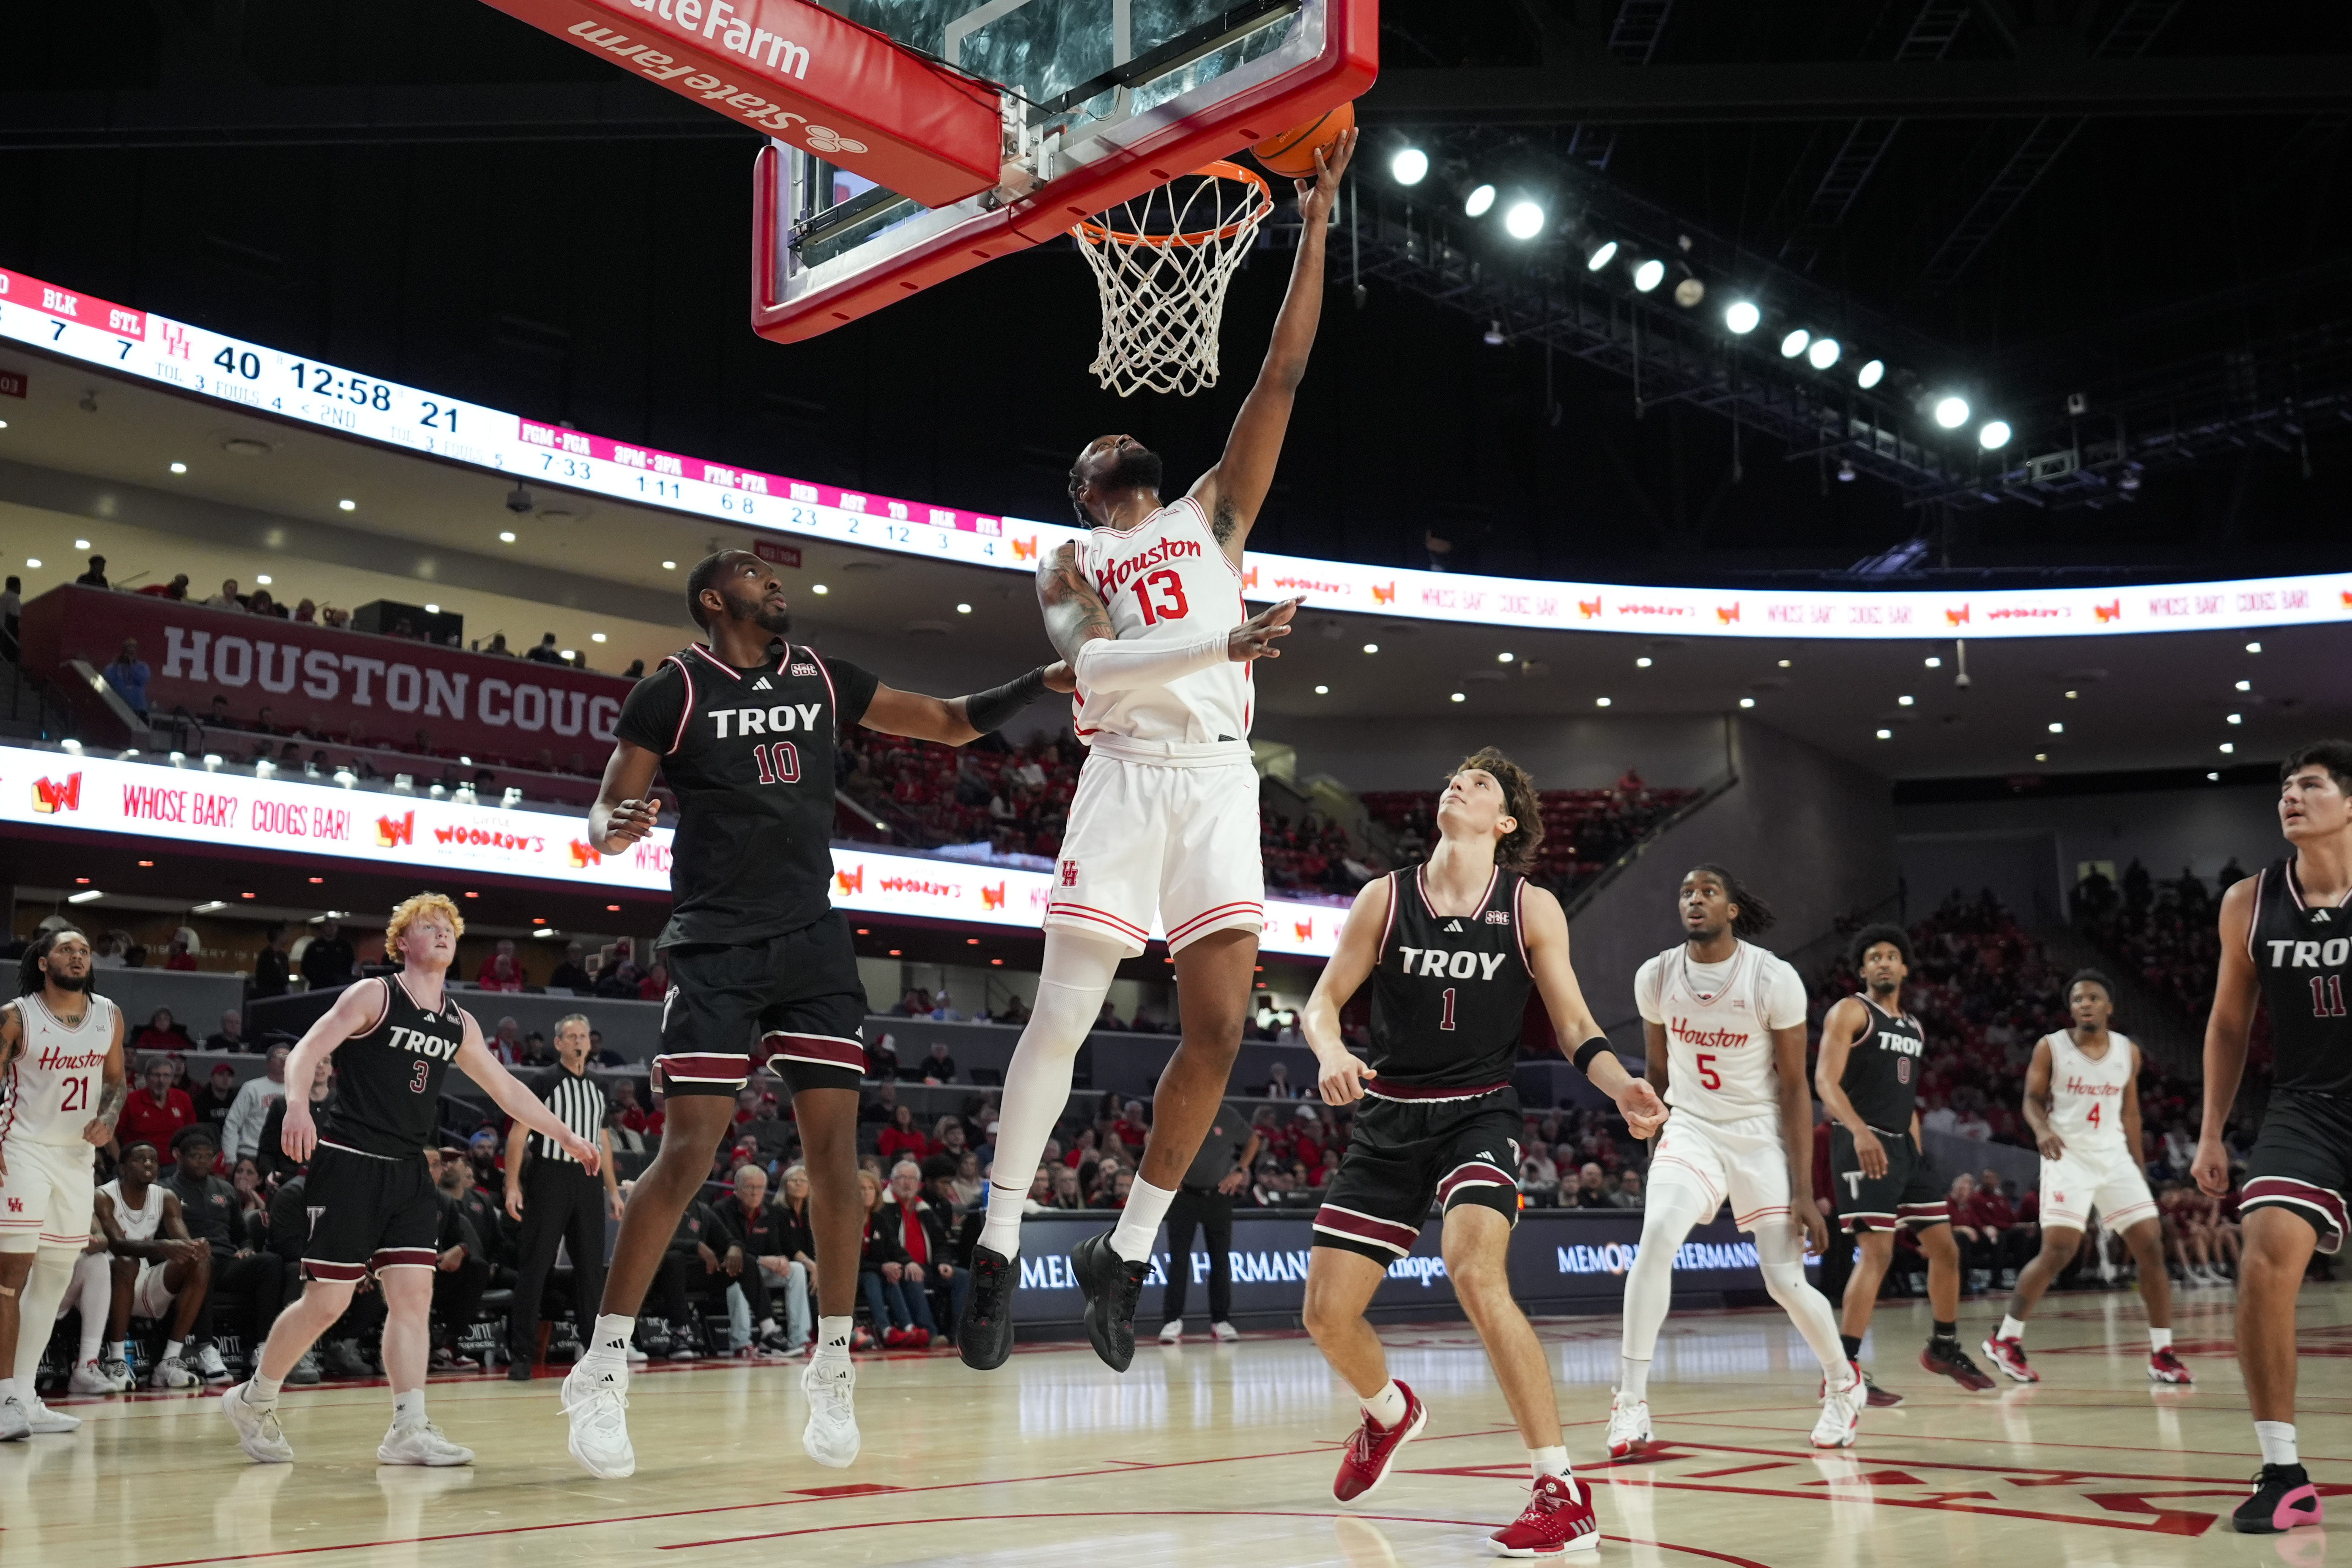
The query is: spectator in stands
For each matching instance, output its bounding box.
[204,1008,246,1054]
[520,1031,556,1067]
[221,1045,289,1163]
[548,942,592,993]
[1093,1000,1125,1033]
[1945,1173,1996,1288]
[1263,1061,1298,1100]
[616,1078,664,1139]
[1518,1141,1559,1204]
[166,1124,286,1378]
[1970,1168,2032,1287]
[878,1103,933,1163]
[133,1008,194,1051]
[246,588,284,618]
[119,1055,198,1152]
[300,917,356,990]
[487,1016,523,1064]
[472,939,526,993]
[230,1155,268,1217]
[104,637,151,717]
[1049,1166,1085,1209]
[638,959,668,1002]
[1615,1169,1644,1209]
[204,578,241,609]
[918,1040,957,1083]
[860,1081,899,1125]
[857,1167,937,1349]
[163,934,198,971]
[926,991,964,1023]
[712,1164,802,1355]
[425,1149,490,1368]
[321,606,350,629]
[584,1029,623,1068]
[256,1066,332,1187]
[881,1157,964,1337]
[527,632,563,665]
[293,599,317,623]
[192,1062,240,1131]
[76,554,109,587]
[643,1190,734,1358]
[1952,1096,1993,1141]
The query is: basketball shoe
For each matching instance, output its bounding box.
[69,1358,118,1396]
[560,1360,635,1479]
[377,1417,475,1466]
[957,1245,1018,1370]
[1810,1362,1865,1449]
[2147,1347,2193,1385]
[1859,1369,1904,1407]
[1488,1473,1601,1557]
[220,1383,295,1464]
[22,1396,80,1434]
[1980,1335,2037,1382]
[2233,1465,2323,1533]
[1332,1380,1427,1503]
[1920,1337,1995,1391]
[1072,1231,1148,1372]
[802,1353,860,1468]
[1605,1392,1651,1457]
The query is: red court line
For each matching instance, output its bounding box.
[1662,1413,2352,1466]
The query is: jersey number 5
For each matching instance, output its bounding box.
[750,741,802,786]
[1132,570,1189,626]
[1695,1054,1721,1091]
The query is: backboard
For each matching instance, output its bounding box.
[750,0,1376,343]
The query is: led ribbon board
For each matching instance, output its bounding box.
[3,263,2348,641]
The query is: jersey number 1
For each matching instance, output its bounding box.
[2313,974,2348,1018]
[750,741,802,785]
[1132,570,1189,626]
[1438,988,1457,1032]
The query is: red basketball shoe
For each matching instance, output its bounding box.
[1488,1473,1601,1557]
[1332,1382,1427,1504]
[1980,1335,2037,1383]
[2147,1347,2193,1385]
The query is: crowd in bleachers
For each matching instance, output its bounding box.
[2075,857,2255,1051]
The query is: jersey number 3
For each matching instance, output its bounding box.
[1131,570,1189,626]
[750,741,802,786]
[410,1060,431,1095]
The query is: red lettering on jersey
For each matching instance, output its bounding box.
[1669,1018,1754,1049]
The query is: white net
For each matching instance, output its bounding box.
[1071,161,1274,397]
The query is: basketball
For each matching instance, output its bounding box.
[1250,99,1355,180]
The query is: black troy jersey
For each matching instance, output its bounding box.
[1366,865,1534,1095]
[2250,858,2352,1096]
[320,976,467,1158]
[616,643,879,947]
[1836,995,1926,1133]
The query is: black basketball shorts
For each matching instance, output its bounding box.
[1830,1123,1949,1233]
[303,1143,440,1282]
[655,911,869,1099]
[1312,1089,1523,1264]
[2242,1089,2352,1255]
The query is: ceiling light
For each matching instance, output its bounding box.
[1497,651,1514,663]
[338,499,356,511]
[1465,184,1496,218]
[1857,359,1886,390]
[75,539,89,549]
[1585,238,1617,271]
[1482,321,1506,346]
[307,876,323,884]
[1925,656,1942,668]
[1876,729,1892,740]
[1780,329,1810,358]
[2065,689,2078,699]
[499,531,516,543]
[1314,684,1328,695]
[1808,338,1841,370]
[255,575,273,586]
[464,891,479,898]
[591,632,607,643]
[1897,695,1914,706]
[1595,697,1612,708]
[2247,641,2262,653]
[1636,657,1652,668]
[2228,713,2243,725]
[2208,771,2221,781]
[609,903,622,912]
[2036,753,2048,762]
[1979,420,2012,450]
[23,558,38,568]
[170,462,187,474]
[193,900,225,913]
[2048,722,2064,733]
[1504,202,1546,241]
[888,948,902,957]
[68,889,104,904]
[1632,258,1665,292]
[1363,643,1378,654]
[424,602,439,613]
[2220,742,2235,754]
[813,583,829,594]
[137,859,152,867]
[1933,396,1970,429]
[2236,679,2251,691]
[1450,692,1466,703]
[1390,147,1429,186]
[1724,301,1760,335]
[1778,659,1792,668]
[1835,459,1856,482]
[561,649,576,659]
[1739,697,1755,709]
[1673,276,1706,308]
[956,603,972,614]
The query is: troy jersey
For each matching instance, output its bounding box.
[1,992,118,1148]
[1071,497,1250,745]
[99,1177,166,1242]
[2041,1029,2135,1153]
[1837,995,1926,1133]
[2249,857,2352,1096]
[318,976,468,1159]
[1366,865,1533,1096]
[1635,941,1807,1124]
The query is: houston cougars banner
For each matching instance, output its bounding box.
[0,744,1345,956]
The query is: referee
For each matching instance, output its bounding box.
[504,1013,623,1380]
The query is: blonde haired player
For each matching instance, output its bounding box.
[1609,867,1866,1455]
[0,927,126,1440]
[1981,970,2188,1385]
[958,128,1358,1373]
[220,894,600,1467]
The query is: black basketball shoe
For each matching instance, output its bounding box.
[2233,1464,2324,1533]
[957,1245,1019,1371]
[1073,1230,1148,1373]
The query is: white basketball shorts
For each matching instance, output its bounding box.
[1648,1110,1794,1232]
[0,1138,96,1253]
[133,1258,183,1320]
[1044,735,1265,958]
[2038,1144,2156,1233]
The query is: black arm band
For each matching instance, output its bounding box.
[1571,1036,1617,1075]
[961,665,1049,734]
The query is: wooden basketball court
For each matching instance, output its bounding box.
[8,1286,2340,1567]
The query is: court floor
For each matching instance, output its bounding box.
[6,1285,2343,1568]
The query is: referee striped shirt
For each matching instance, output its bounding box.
[528,1065,606,1165]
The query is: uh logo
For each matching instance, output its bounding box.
[33,772,82,813]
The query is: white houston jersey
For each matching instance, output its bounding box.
[1,993,118,1148]
[1071,497,1251,745]
[2042,1029,2136,1154]
[99,1177,166,1242]
[1635,941,1808,1124]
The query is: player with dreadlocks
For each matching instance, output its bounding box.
[1607,866,1868,1455]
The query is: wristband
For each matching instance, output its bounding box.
[1570,1036,1616,1075]
[961,665,1049,733]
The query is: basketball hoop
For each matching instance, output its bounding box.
[1072,161,1276,398]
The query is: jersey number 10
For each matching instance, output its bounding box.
[750,741,802,786]
[2314,974,2348,1018]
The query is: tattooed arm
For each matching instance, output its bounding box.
[1038,542,1115,665]
[85,1001,128,1148]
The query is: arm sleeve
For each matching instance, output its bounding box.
[823,658,881,729]
[614,662,686,754]
[1633,956,1666,1025]
[1761,960,1809,1030]
[1071,629,1228,692]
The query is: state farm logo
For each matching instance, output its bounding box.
[835,866,864,896]
[569,841,602,868]
[33,772,82,813]
[377,811,415,848]
[981,883,1006,911]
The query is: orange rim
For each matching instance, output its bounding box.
[1076,160,1275,249]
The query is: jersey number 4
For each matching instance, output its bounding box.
[2086,1101,2102,1127]
[749,741,802,786]
[1131,570,1189,626]
[2313,975,2348,1018]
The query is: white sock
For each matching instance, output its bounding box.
[392,1389,425,1426]
[165,1339,185,1361]
[1361,1381,1407,1429]
[1111,1177,1179,1264]
[249,1372,284,1407]
[117,1340,134,1362]
[1530,1445,1572,1481]
[1619,1357,1651,1402]
[979,1182,1029,1262]
[980,934,1123,1261]
[1999,1314,2027,1341]
[2257,1420,2299,1468]
[2149,1326,2172,1352]
[816,1315,853,1360]
[587,1313,635,1363]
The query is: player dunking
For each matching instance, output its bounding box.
[956,127,1359,1374]
[0,928,125,1441]
[1609,867,1865,1455]
[219,893,597,1466]
[1298,750,1666,1556]
[1814,925,1987,1402]
[567,549,1070,1477]
[1980,969,2189,1386]
[2197,740,2352,1532]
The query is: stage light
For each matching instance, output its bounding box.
[1876,730,1892,740]
[1505,202,1545,240]
[1585,238,1618,271]
[1857,359,1886,389]
[1450,692,1466,703]
[1837,460,1856,482]
[1673,276,1706,308]
[1780,329,1810,358]
[1636,657,1652,668]
[1596,697,1612,708]
[1979,420,2012,450]
[1934,396,1970,429]
[1925,656,1942,668]
[1724,301,1760,334]
[1739,697,1755,708]
[1633,258,1665,292]
[1391,147,1429,186]
[1314,684,1328,695]
[1363,643,1379,654]
[1465,184,1496,217]
[1808,338,1841,370]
